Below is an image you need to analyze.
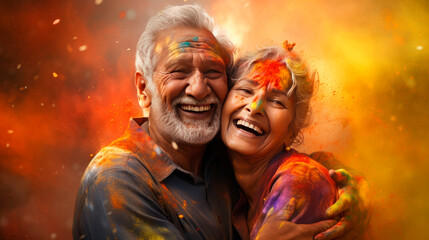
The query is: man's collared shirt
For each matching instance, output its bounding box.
[73,118,238,239]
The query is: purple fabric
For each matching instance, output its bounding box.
[232,151,338,240]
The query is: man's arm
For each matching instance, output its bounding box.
[309,152,345,172]
[73,168,184,240]
[310,152,372,240]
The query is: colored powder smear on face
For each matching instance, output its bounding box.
[178,41,191,48]
[168,38,201,55]
[164,35,224,64]
[250,98,264,112]
[178,41,191,52]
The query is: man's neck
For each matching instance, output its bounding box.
[147,120,207,177]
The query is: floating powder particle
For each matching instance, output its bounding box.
[172,141,178,150]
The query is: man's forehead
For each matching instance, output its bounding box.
[157,26,217,43]
[155,27,223,58]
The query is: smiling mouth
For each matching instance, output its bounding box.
[234,119,264,136]
[180,104,212,113]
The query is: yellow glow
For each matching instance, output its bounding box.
[210,1,429,238]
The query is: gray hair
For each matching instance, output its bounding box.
[231,47,318,145]
[135,4,234,94]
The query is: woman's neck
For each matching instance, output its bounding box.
[230,148,286,231]
[229,152,273,206]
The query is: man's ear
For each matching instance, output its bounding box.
[135,72,151,108]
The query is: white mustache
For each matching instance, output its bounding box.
[172,94,219,106]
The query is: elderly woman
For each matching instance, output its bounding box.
[221,45,343,239]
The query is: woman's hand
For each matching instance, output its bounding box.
[314,169,372,240]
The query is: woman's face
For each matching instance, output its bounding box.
[221,60,295,159]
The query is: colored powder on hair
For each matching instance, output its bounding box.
[252,60,290,91]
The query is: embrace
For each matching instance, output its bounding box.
[73,5,370,240]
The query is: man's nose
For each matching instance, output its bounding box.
[245,96,265,116]
[185,71,211,100]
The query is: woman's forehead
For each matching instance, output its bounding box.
[240,59,291,91]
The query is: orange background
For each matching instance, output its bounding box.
[1,0,428,239]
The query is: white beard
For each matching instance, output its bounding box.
[150,92,221,145]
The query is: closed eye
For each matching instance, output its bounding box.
[237,88,252,95]
[269,99,287,108]
[171,69,187,73]
[170,69,188,79]
[205,70,224,79]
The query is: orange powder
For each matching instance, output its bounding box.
[251,60,291,91]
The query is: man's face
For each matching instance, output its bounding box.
[148,26,228,144]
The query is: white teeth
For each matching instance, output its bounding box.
[181,105,211,112]
[237,119,263,134]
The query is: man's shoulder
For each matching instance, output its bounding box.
[81,141,152,187]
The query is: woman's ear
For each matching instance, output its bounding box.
[284,132,295,148]
[135,72,151,108]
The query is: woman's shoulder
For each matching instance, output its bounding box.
[262,151,338,224]
[275,151,334,187]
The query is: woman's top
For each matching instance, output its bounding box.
[232,150,338,240]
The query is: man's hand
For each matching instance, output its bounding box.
[314,169,372,240]
[254,198,337,240]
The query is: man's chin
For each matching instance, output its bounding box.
[171,124,219,145]
[151,97,220,144]
[181,118,213,128]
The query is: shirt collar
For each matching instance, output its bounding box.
[125,117,176,182]
[125,117,220,183]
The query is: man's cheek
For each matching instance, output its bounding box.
[214,79,229,102]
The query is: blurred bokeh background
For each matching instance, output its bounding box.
[1,0,427,239]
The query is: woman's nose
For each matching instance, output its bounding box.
[245,96,265,115]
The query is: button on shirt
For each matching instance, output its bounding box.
[73,118,238,240]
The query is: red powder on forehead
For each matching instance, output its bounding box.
[251,60,290,91]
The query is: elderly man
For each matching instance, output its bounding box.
[73,5,369,240]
